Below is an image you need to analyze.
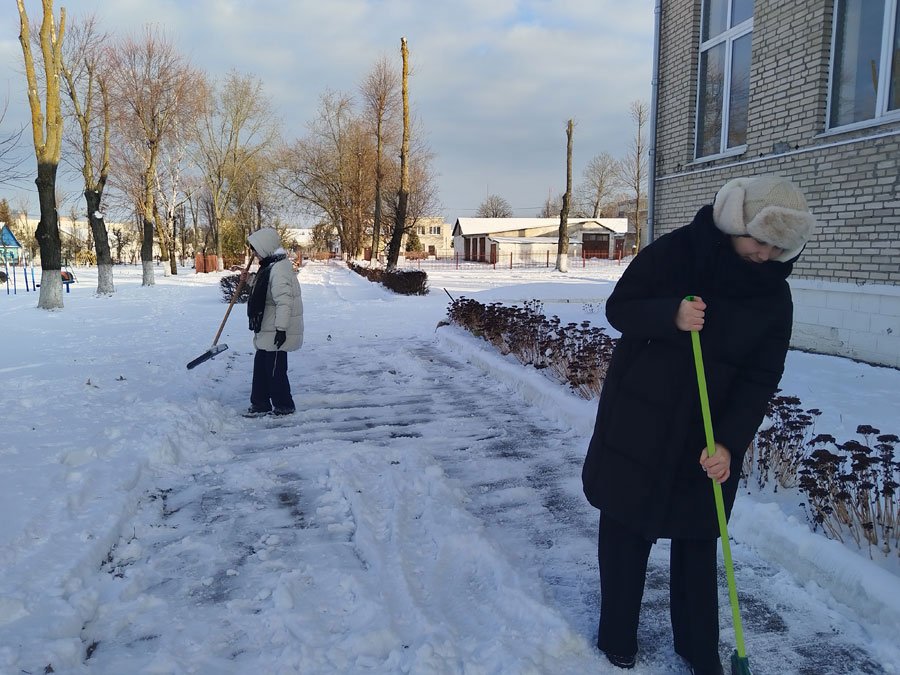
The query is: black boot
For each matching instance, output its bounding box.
[243,406,271,418]
[603,651,636,669]
[687,660,724,675]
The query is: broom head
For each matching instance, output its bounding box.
[731,650,753,675]
[186,343,228,370]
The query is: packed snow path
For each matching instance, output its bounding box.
[69,265,891,674]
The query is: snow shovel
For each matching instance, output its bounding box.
[186,257,253,370]
[687,297,753,675]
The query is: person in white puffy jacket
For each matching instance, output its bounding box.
[244,227,303,416]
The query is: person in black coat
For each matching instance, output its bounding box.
[582,175,817,673]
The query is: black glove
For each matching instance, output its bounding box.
[274,330,286,349]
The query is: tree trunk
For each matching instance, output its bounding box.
[215,215,224,271]
[556,119,573,273]
[140,156,157,285]
[338,214,351,257]
[371,116,384,263]
[18,0,66,309]
[168,241,177,275]
[386,37,410,272]
[167,207,178,276]
[85,189,115,294]
[388,189,408,268]
[141,216,155,286]
[35,161,63,308]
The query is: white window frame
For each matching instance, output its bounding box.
[826,0,900,131]
[694,1,753,160]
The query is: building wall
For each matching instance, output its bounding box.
[654,0,900,367]
[413,217,452,253]
[492,240,559,261]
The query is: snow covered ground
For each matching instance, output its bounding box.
[0,260,898,674]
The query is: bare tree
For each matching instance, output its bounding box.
[577,151,618,218]
[273,90,362,256]
[193,70,279,270]
[0,97,27,187]
[538,190,563,218]
[154,136,192,274]
[274,51,436,263]
[106,124,146,243]
[381,130,439,249]
[228,149,281,256]
[556,119,574,273]
[60,13,115,293]
[360,55,399,262]
[617,100,649,251]
[17,0,66,309]
[108,26,202,286]
[476,194,513,218]
[386,37,411,272]
[349,127,376,259]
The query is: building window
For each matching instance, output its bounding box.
[429,226,442,235]
[695,0,754,159]
[828,0,900,128]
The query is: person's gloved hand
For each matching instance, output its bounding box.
[274,330,286,348]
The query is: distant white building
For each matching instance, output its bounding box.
[16,216,149,265]
[412,216,452,255]
[452,217,632,262]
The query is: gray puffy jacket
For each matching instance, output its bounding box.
[246,228,304,352]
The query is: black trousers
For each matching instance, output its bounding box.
[250,349,295,412]
[597,514,721,670]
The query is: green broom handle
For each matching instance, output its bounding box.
[687,298,747,660]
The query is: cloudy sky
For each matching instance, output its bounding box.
[1,0,654,222]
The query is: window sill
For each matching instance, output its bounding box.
[818,112,900,139]
[688,145,748,166]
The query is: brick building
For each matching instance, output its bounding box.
[649,0,900,367]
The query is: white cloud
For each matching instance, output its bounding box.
[1,0,655,218]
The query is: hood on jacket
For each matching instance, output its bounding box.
[247,227,283,259]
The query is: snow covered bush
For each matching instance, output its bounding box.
[743,394,822,490]
[220,273,252,303]
[445,297,615,399]
[348,262,428,295]
[800,428,899,558]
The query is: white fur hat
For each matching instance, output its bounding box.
[712,175,816,262]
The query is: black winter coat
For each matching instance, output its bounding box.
[582,205,793,540]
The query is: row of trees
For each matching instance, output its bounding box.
[475,100,649,255]
[12,1,434,309]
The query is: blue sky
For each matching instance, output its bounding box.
[1,0,654,222]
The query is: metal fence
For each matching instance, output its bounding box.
[392,251,632,271]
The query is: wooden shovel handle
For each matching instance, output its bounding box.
[211,256,253,346]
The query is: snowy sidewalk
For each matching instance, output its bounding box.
[77,331,605,674]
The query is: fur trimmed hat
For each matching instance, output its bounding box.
[712,175,816,262]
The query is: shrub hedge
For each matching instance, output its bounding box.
[348,262,428,295]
